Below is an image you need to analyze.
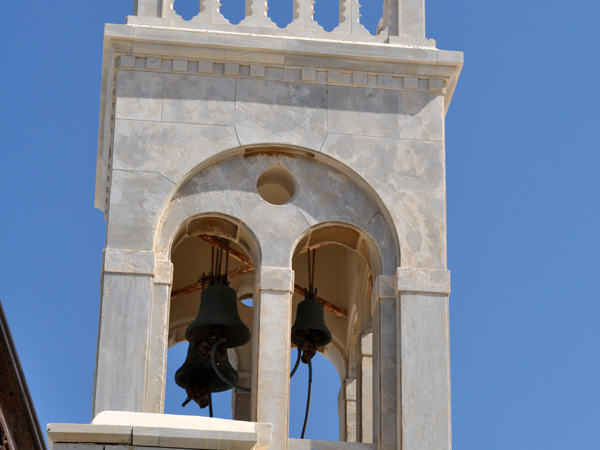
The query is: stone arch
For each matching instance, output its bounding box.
[290,221,384,373]
[153,145,400,428]
[166,213,261,346]
[289,222,380,441]
[155,146,400,273]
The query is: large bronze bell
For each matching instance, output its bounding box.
[175,343,240,408]
[291,292,332,363]
[185,284,251,349]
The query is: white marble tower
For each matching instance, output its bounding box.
[48,1,462,449]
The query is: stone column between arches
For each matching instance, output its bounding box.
[251,266,295,450]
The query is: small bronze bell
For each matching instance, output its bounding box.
[291,291,332,363]
[185,283,251,349]
[175,342,240,408]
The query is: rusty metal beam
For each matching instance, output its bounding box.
[170,279,209,299]
[173,236,347,318]
[198,235,253,267]
[293,284,346,318]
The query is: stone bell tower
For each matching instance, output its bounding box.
[47,1,462,449]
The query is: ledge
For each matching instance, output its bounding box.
[289,439,377,450]
[48,411,272,450]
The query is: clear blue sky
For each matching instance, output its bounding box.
[2,1,600,448]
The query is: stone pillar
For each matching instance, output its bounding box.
[93,249,157,417]
[144,259,173,413]
[359,333,373,443]
[251,267,294,450]
[399,0,425,37]
[373,297,397,450]
[134,0,162,17]
[341,378,357,441]
[397,268,451,450]
[234,371,252,421]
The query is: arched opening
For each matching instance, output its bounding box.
[289,224,379,443]
[165,215,259,420]
[152,149,400,443]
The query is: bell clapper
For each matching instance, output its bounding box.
[185,383,211,409]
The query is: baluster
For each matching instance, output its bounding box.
[291,0,306,30]
[196,0,211,22]
[291,0,321,31]
[378,0,425,38]
[378,0,396,35]
[210,0,233,24]
[334,0,350,33]
[350,0,370,35]
[333,0,369,35]
[400,0,425,37]
[134,0,161,17]
[239,0,278,27]
[162,0,179,19]
[308,0,325,31]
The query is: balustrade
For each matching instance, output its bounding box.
[132,0,426,42]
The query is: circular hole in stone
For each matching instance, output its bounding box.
[256,165,297,205]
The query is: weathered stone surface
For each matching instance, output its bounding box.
[47,423,132,445]
[398,91,444,142]
[360,354,373,443]
[162,74,235,126]
[328,86,398,138]
[155,198,190,260]
[254,291,292,450]
[103,248,154,275]
[243,200,311,267]
[144,283,170,413]
[93,273,154,415]
[363,213,398,276]
[132,426,160,446]
[106,170,174,251]
[258,266,294,292]
[397,268,451,294]
[373,274,396,302]
[284,157,380,230]
[400,292,451,450]
[383,190,447,269]
[321,134,445,196]
[360,333,372,356]
[52,444,104,450]
[235,79,327,149]
[374,298,397,449]
[115,70,163,121]
[112,119,240,184]
[289,439,376,449]
[154,260,173,284]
